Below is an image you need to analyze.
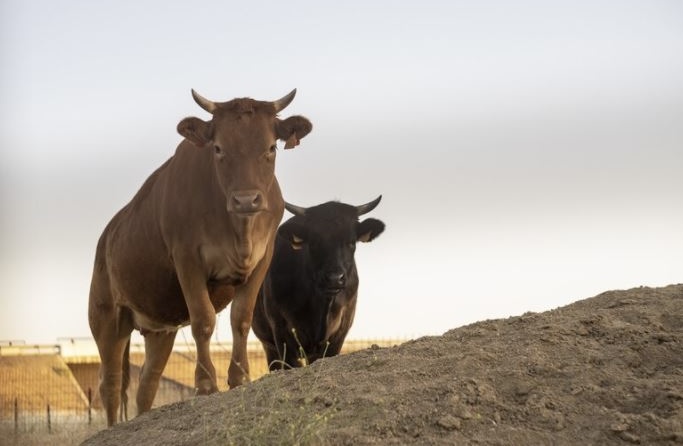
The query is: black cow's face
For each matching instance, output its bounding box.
[306,224,359,294]
[279,201,385,294]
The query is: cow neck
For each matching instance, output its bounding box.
[229,214,257,269]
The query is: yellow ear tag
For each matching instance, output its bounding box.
[291,235,304,250]
[284,134,299,149]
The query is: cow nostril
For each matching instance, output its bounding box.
[252,194,262,207]
[326,272,345,287]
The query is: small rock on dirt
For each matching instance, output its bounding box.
[437,414,461,431]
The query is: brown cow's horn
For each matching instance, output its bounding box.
[356,195,382,216]
[284,201,307,216]
[191,89,217,114]
[273,89,297,113]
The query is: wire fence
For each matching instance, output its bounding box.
[0,338,405,436]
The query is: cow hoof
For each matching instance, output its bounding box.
[195,380,218,395]
[228,376,249,389]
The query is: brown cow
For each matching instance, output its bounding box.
[88,89,312,425]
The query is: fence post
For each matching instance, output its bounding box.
[88,387,92,424]
[14,397,18,433]
[47,403,51,433]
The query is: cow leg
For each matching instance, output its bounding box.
[228,248,277,385]
[136,330,177,414]
[191,307,218,395]
[228,258,270,387]
[228,294,256,387]
[175,260,219,395]
[96,334,131,426]
[271,331,294,370]
[184,288,220,396]
[90,304,134,426]
[262,341,283,371]
[229,283,269,386]
[325,317,355,358]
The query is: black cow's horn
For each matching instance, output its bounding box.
[273,89,297,113]
[356,195,382,216]
[191,89,217,114]
[285,201,307,216]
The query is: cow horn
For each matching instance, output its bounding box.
[284,201,307,216]
[273,89,297,113]
[191,89,217,114]
[356,195,382,216]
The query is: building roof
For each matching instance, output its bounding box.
[0,355,88,414]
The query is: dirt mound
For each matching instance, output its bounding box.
[83,285,683,445]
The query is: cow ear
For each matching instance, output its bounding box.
[276,116,313,149]
[177,117,210,147]
[357,218,385,243]
[278,222,308,250]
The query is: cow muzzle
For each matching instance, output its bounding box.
[228,190,266,214]
[321,270,346,294]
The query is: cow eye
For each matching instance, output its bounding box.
[269,144,277,153]
[214,145,222,155]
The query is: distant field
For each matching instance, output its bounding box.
[1,338,407,446]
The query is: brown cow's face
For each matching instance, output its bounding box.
[210,111,278,214]
[177,91,312,217]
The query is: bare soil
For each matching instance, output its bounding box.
[83,284,683,445]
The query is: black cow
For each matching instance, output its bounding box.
[252,196,385,369]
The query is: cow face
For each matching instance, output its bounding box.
[176,89,312,216]
[279,197,385,294]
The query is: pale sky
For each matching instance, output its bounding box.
[1,1,682,345]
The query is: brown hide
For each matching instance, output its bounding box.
[88,89,311,426]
